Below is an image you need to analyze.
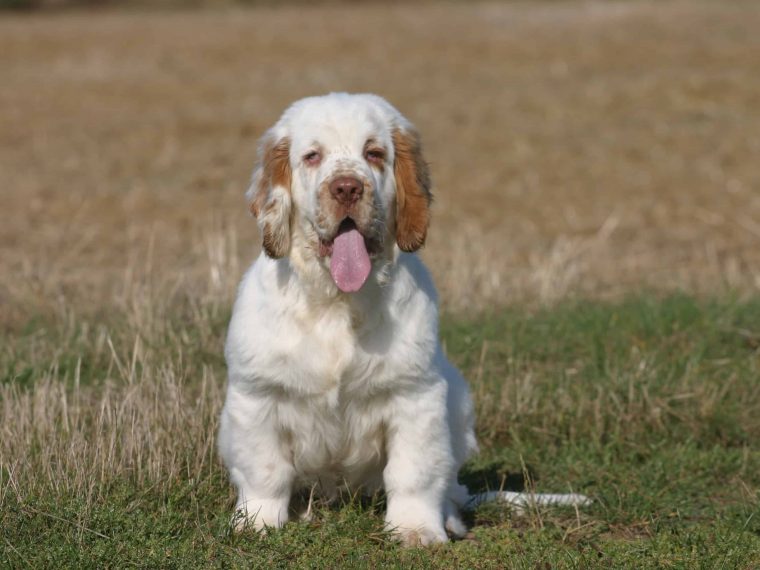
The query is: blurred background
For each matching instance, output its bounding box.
[3,0,760,324]
[4,4,760,566]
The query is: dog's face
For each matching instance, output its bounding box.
[247,94,432,292]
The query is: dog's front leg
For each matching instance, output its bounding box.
[218,386,295,532]
[382,381,453,546]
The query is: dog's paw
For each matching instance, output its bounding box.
[443,498,468,538]
[392,525,448,547]
[444,513,467,538]
[231,498,289,533]
[386,495,448,547]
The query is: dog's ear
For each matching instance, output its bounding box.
[392,127,432,252]
[247,133,292,259]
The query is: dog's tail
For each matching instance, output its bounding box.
[465,491,591,510]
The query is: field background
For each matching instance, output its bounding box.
[2,1,760,567]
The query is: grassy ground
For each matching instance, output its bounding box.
[3,1,760,567]
[3,295,759,567]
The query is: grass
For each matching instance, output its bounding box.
[3,294,759,567]
[3,1,760,566]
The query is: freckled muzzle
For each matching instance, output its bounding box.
[328,176,364,206]
[316,173,384,293]
[317,171,377,237]
[319,171,374,223]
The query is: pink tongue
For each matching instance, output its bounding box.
[330,228,371,292]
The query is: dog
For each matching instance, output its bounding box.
[218,93,589,546]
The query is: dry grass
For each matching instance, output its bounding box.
[2,3,760,565]
[0,261,226,501]
[2,1,760,323]
[1,358,223,499]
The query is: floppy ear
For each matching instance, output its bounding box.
[247,134,292,259]
[392,127,432,252]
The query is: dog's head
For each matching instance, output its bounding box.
[247,93,432,293]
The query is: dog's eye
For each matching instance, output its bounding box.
[303,151,321,166]
[364,148,385,165]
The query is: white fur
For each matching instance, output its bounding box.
[218,93,589,546]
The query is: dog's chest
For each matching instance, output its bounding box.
[270,303,391,395]
[273,307,394,480]
[279,386,388,486]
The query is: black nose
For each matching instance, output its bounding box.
[329,177,364,205]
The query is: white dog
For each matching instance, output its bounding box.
[218,93,588,546]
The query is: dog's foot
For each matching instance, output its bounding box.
[386,495,448,547]
[443,498,468,538]
[444,513,467,538]
[392,525,448,547]
[231,497,289,532]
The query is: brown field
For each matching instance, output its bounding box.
[2,0,760,324]
[3,5,760,564]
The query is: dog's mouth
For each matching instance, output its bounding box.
[318,218,377,293]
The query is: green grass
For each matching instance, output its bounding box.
[2,295,760,568]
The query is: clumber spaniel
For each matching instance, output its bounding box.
[219,93,588,546]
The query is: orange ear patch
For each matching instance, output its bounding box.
[250,136,292,258]
[251,136,291,218]
[392,128,432,252]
